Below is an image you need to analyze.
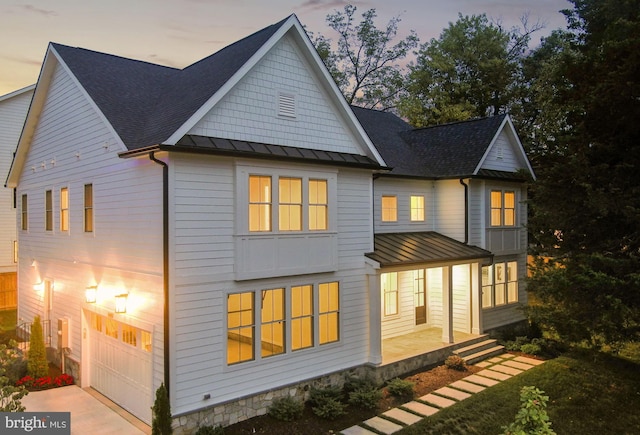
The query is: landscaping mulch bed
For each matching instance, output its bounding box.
[224,364,482,434]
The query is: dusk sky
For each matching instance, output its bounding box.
[0,0,571,95]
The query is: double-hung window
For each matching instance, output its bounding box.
[381,272,398,316]
[261,288,285,358]
[249,176,272,232]
[381,196,397,222]
[291,284,313,351]
[227,292,255,364]
[309,179,328,230]
[84,184,93,233]
[490,190,516,226]
[60,187,69,232]
[410,195,425,221]
[319,282,339,344]
[45,190,53,231]
[21,194,28,231]
[482,261,519,308]
[279,177,302,231]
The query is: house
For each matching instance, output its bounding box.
[0,85,35,309]
[6,14,534,432]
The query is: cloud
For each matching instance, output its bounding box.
[19,4,58,17]
[0,53,42,67]
[298,0,367,12]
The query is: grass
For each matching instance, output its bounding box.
[398,348,640,434]
[0,308,17,332]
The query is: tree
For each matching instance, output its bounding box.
[527,0,640,349]
[27,315,48,379]
[152,383,173,435]
[399,13,542,127]
[309,4,418,110]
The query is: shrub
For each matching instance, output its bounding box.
[27,316,48,379]
[308,385,343,405]
[505,336,531,351]
[444,355,467,371]
[501,386,556,435]
[345,377,382,409]
[520,342,542,356]
[152,383,172,435]
[0,342,28,412]
[386,378,414,398]
[195,425,224,435]
[268,396,303,421]
[311,396,347,420]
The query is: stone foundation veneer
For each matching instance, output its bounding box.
[172,343,462,434]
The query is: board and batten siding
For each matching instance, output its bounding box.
[0,87,33,272]
[189,34,366,157]
[170,153,374,416]
[15,62,164,393]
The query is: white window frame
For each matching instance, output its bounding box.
[381,195,398,222]
[482,261,519,308]
[490,190,516,227]
[410,195,425,222]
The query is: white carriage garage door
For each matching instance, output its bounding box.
[88,312,153,424]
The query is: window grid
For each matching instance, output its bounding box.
[60,187,69,232]
[319,282,339,345]
[261,288,285,358]
[490,190,516,227]
[45,190,52,231]
[381,196,397,222]
[291,285,313,351]
[308,179,328,230]
[482,261,519,308]
[382,272,398,316]
[278,177,302,231]
[249,176,272,232]
[410,195,425,221]
[227,292,255,364]
[84,184,93,233]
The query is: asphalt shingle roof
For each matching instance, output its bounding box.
[352,107,509,178]
[52,16,288,150]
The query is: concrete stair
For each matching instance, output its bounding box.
[453,339,504,365]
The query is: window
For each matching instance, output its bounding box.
[105,318,118,339]
[279,177,302,231]
[490,190,516,226]
[309,179,328,230]
[482,261,519,308]
[382,272,398,316]
[291,285,313,351]
[249,176,272,232]
[21,194,27,231]
[90,312,102,332]
[122,324,137,347]
[45,190,52,231]
[141,330,152,352]
[381,196,397,222]
[261,288,285,357]
[227,292,255,364]
[60,187,69,232]
[319,282,339,344]
[84,184,93,232]
[410,195,425,221]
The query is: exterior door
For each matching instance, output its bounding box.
[414,269,427,325]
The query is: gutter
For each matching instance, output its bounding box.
[149,151,171,398]
[459,179,469,244]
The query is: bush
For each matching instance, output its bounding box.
[386,378,414,398]
[152,383,172,435]
[345,377,382,409]
[195,425,224,435]
[520,342,542,356]
[0,342,28,412]
[444,355,467,371]
[501,386,555,435]
[308,385,347,419]
[27,316,48,379]
[268,396,303,421]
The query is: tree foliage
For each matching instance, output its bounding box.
[152,383,173,435]
[27,315,48,379]
[399,13,542,127]
[527,0,640,349]
[0,341,28,412]
[309,4,418,110]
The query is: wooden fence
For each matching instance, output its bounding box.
[0,272,17,310]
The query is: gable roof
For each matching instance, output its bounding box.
[353,107,534,180]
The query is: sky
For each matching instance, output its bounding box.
[0,0,571,96]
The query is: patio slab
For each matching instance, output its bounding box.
[490,364,523,376]
[363,416,403,434]
[419,393,457,408]
[402,401,439,417]
[463,374,500,387]
[513,356,545,365]
[433,386,472,401]
[450,379,486,393]
[341,425,378,435]
[383,408,422,426]
[477,369,512,381]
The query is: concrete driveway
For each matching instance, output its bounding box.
[21,385,151,435]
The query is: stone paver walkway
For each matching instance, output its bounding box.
[340,353,543,435]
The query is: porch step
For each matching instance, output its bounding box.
[453,339,505,365]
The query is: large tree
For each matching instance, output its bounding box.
[309,5,418,110]
[527,0,640,349]
[398,13,541,127]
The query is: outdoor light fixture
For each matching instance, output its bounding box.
[85,286,97,303]
[115,293,128,313]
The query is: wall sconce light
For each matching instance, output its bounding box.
[115,293,128,313]
[85,286,97,303]
[31,259,36,267]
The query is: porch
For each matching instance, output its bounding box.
[381,327,477,365]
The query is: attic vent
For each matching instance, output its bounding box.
[278,92,296,118]
[496,145,504,159]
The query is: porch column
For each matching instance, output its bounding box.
[368,271,382,364]
[471,262,482,335]
[441,266,454,343]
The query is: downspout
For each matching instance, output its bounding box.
[150,151,170,397]
[459,178,469,244]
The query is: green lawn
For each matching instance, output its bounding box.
[398,348,640,434]
[0,308,17,332]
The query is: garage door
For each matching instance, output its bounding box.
[88,312,153,424]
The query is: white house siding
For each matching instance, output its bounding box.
[467,180,484,248]
[426,267,443,328]
[434,180,465,242]
[452,264,470,332]
[189,35,364,157]
[480,130,522,172]
[170,153,374,416]
[381,270,417,340]
[373,178,434,234]
[15,63,164,420]
[0,87,33,272]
